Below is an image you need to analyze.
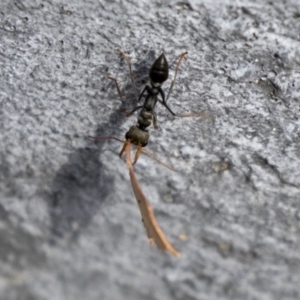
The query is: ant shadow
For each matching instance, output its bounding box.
[46,53,151,244]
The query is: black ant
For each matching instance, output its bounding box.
[124,51,185,128]
[90,50,204,164]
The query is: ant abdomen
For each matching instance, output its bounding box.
[149,53,169,85]
[125,125,149,147]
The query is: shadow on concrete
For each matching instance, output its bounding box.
[46,53,150,243]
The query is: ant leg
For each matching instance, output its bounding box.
[89,135,176,170]
[107,76,124,102]
[119,140,129,158]
[158,86,176,117]
[119,49,139,102]
[89,136,124,143]
[165,51,188,103]
[137,85,148,103]
[126,105,144,117]
[161,51,210,119]
[159,51,194,117]
[133,146,143,165]
[158,87,177,116]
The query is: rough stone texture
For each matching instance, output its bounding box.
[1,0,300,299]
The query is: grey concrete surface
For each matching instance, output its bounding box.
[1,0,300,299]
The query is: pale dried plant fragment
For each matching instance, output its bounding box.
[125,142,180,257]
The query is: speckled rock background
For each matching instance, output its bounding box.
[1,0,300,299]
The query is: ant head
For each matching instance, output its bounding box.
[149,52,169,86]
